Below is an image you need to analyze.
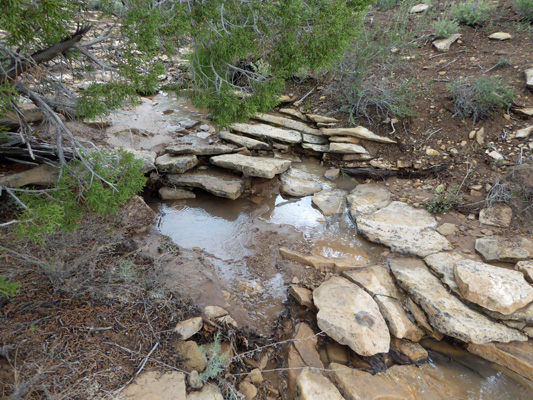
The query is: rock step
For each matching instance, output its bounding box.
[322,126,397,144]
[231,122,302,144]
[165,143,236,156]
[166,168,247,200]
[389,257,528,344]
[210,153,291,179]
[254,112,323,136]
[218,130,271,150]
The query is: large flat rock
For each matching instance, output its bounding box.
[356,202,452,257]
[167,169,247,200]
[313,276,390,356]
[329,142,369,155]
[218,130,270,150]
[321,126,397,144]
[155,153,197,174]
[165,143,235,156]
[121,371,186,400]
[328,363,414,400]
[467,340,533,381]
[231,122,302,144]
[346,183,392,218]
[454,260,533,315]
[280,172,322,197]
[475,236,533,262]
[389,257,527,344]
[312,189,348,216]
[210,154,291,179]
[254,113,323,136]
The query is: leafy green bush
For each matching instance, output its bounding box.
[426,186,463,213]
[432,17,460,38]
[0,276,20,298]
[515,0,533,21]
[447,76,515,122]
[451,0,494,26]
[15,149,146,243]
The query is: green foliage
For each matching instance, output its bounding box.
[199,332,230,382]
[0,276,20,298]
[184,0,372,127]
[432,17,460,38]
[447,76,515,122]
[15,149,146,243]
[329,0,423,123]
[515,0,533,21]
[376,0,400,10]
[426,186,463,214]
[451,0,494,26]
[119,259,137,282]
[77,83,139,118]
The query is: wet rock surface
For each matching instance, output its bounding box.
[356,202,452,257]
[389,257,528,344]
[313,276,390,356]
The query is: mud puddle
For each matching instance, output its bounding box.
[149,165,382,330]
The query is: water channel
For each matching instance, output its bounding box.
[108,93,532,399]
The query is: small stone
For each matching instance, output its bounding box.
[174,317,203,340]
[155,154,197,174]
[526,68,533,90]
[487,150,504,161]
[476,127,485,145]
[239,381,258,400]
[426,148,439,156]
[174,341,207,372]
[488,32,512,40]
[289,285,314,308]
[324,168,340,181]
[247,369,264,385]
[121,371,186,400]
[437,223,456,236]
[433,34,461,52]
[188,370,203,390]
[479,205,512,228]
[515,126,533,139]
[469,130,476,139]
[203,306,228,319]
[410,4,429,13]
[515,261,533,284]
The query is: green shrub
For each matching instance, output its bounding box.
[328,0,422,123]
[426,186,463,213]
[432,17,460,38]
[15,149,146,243]
[447,76,515,122]
[451,0,494,26]
[377,0,400,10]
[0,276,20,298]
[515,0,533,21]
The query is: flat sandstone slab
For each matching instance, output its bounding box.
[389,257,527,344]
[167,169,247,200]
[231,122,302,144]
[210,154,291,179]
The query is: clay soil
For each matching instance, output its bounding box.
[1,1,533,398]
